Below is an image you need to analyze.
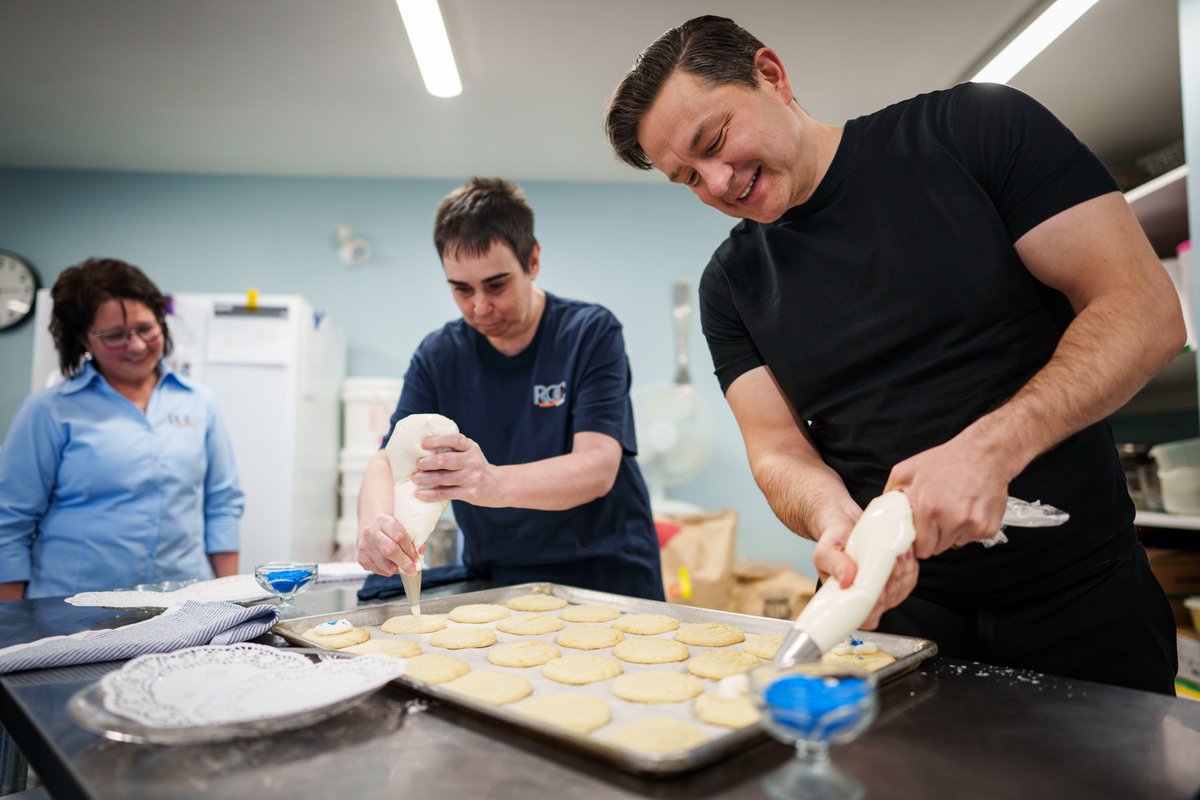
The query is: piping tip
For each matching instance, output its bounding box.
[771,628,824,670]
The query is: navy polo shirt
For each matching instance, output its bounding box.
[384,292,663,599]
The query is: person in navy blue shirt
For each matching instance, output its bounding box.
[356,178,663,600]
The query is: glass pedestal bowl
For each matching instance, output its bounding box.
[253,561,318,616]
[749,663,878,800]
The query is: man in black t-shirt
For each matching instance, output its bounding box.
[605,16,1181,692]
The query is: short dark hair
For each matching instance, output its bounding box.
[49,257,173,377]
[605,16,765,170]
[433,177,538,272]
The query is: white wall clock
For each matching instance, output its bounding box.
[0,251,39,331]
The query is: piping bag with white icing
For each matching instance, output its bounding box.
[773,491,917,669]
[384,413,459,615]
[772,492,1069,668]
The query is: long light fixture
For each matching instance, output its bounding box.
[971,0,1100,84]
[396,0,462,98]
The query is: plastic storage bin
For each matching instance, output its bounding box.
[341,377,403,456]
[1149,438,1200,514]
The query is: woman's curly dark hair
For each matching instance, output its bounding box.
[49,257,173,377]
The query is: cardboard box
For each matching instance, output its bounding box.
[729,558,817,620]
[1145,547,1200,628]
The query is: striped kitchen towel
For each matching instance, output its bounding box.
[0,600,279,674]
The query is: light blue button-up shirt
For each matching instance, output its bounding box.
[0,361,244,598]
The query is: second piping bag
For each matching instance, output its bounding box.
[772,492,1069,668]
[384,412,460,615]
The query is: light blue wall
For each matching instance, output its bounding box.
[0,167,815,575]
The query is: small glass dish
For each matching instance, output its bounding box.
[749,663,878,800]
[253,561,318,613]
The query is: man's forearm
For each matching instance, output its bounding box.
[956,295,1184,484]
[750,446,860,542]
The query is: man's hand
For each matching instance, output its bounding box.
[885,435,1009,559]
[357,513,421,576]
[812,513,919,629]
[412,432,504,506]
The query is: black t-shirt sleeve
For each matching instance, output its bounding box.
[699,253,765,394]
[945,82,1118,242]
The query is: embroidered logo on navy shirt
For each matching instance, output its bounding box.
[533,381,567,408]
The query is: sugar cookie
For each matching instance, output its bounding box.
[486,640,561,668]
[444,670,532,705]
[505,593,568,612]
[496,615,564,636]
[382,614,447,634]
[344,638,421,659]
[514,692,611,733]
[612,638,689,664]
[675,622,745,647]
[612,671,703,703]
[612,614,679,635]
[743,633,784,660]
[694,692,761,729]
[559,604,621,623]
[542,654,624,685]
[448,604,510,623]
[607,718,710,753]
[404,653,470,684]
[557,626,623,650]
[430,627,497,650]
[304,619,370,649]
[822,647,896,672]
[686,649,759,679]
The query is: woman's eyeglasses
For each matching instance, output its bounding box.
[90,322,163,350]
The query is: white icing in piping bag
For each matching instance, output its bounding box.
[773,491,916,668]
[384,413,459,614]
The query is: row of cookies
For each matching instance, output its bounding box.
[297,594,891,754]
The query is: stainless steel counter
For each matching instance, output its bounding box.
[1,583,1198,799]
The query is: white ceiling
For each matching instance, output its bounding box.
[0,0,1183,188]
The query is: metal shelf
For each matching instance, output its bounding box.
[1135,510,1200,531]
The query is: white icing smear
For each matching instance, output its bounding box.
[716,674,749,700]
[314,619,353,635]
[790,491,916,652]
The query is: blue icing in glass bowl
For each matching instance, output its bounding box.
[265,569,315,594]
[764,674,872,740]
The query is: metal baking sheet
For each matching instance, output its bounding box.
[273,582,937,776]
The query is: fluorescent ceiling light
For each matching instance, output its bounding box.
[971,0,1100,84]
[396,0,462,98]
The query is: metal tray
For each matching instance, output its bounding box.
[273,582,937,776]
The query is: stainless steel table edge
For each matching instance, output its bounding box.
[273,582,937,777]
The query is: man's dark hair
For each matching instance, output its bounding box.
[433,177,538,272]
[50,257,173,377]
[605,16,766,170]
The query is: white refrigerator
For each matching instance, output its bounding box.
[30,291,347,570]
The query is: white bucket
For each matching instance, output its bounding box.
[338,449,373,519]
[1158,466,1200,515]
[341,377,403,453]
[335,516,359,551]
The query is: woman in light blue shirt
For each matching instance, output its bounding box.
[0,258,244,599]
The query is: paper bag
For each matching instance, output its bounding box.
[729,558,817,620]
[656,509,737,610]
